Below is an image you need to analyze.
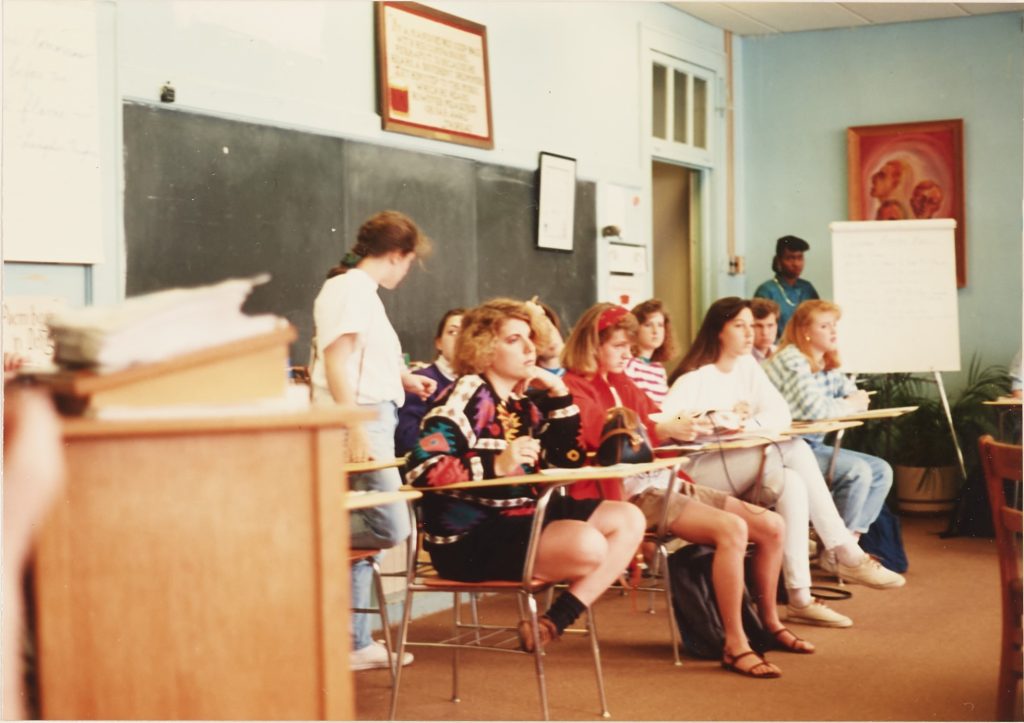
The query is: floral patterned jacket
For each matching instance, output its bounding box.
[404,374,584,544]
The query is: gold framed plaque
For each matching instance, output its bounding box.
[375,2,494,149]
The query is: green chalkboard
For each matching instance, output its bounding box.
[123,102,596,364]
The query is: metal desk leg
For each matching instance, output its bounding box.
[826,429,845,487]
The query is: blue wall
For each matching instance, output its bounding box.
[740,13,1023,386]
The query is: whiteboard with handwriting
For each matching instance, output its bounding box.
[831,219,960,373]
[2,0,103,263]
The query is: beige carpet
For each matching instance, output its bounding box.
[356,516,1018,721]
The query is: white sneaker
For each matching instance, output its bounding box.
[821,552,906,589]
[784,599,853,628]
[350,640,414,672]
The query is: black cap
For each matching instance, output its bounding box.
[775,235,810,256]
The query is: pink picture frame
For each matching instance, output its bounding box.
[847,119,965,287]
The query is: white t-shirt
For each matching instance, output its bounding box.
[661,355,792,431]
[310,268,405,406]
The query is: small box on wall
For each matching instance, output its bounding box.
[607,243,648,275]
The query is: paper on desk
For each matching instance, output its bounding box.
[47,274,280,370]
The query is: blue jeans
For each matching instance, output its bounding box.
[810,442,893,535]
[350,402,411,651]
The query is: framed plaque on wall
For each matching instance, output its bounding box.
[375,2,494,149]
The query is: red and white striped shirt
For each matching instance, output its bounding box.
[624,356,669,408]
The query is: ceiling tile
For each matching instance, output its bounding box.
[669,1,1024,36]
[839,3,968,23]
[720,2,871,33]
[670,3,781,34]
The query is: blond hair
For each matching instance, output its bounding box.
[453,298,550,376]
[779,299,843,372]
[561,303,638,376]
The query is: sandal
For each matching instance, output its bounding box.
[721,649,781,679]
[770,626,816,654]
[517,616,560,653]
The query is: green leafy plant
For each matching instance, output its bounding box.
[842,355,1010,490]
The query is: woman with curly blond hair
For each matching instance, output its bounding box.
[406,298,645,652]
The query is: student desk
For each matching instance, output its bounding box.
[33,407,371,720]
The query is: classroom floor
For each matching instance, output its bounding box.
[355,515,1016,721]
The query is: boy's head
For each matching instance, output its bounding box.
[750,298,780,354]
[771,235,810,280]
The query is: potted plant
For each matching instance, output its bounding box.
[842,356,1010,514]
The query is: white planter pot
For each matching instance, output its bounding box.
[894,465,959,514]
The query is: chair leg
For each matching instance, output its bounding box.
[387,586,416,721]
[585,605,611,718]
[451,592,462,703]
[659,547,683,666]
[370,558,396,683]
[469,592,482,644]
[646,553,661,614]
[524,593,550,721]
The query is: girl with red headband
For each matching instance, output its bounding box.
[561,302,808,679]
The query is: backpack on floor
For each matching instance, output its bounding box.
[859,504,909,573]
[667,544,775,660]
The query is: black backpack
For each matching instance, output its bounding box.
[667,544,776,660]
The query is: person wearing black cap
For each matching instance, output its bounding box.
[753,235,820,337]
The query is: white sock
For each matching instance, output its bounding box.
[789,587,813,608]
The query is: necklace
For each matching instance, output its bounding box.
[772,278,798,307]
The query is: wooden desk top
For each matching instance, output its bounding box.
[985,396,1024,408]
[343,457,404,473]
[786,420,864,435]
[60,405,374,440]
[345,489,422,510]
[402,456,684,492]
[826,405,918,422]
[655,432,789,455]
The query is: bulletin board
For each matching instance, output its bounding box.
[2,0,104,263]
[831,219,960,374]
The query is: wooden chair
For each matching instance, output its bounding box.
[979,435,1023,721]
[387,479,609,721]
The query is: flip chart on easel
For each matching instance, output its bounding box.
[831,219,960,374]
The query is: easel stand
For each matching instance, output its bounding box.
[934,370,968,482]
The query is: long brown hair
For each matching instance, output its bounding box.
[668,297,751,384]
[326,210,432,279]
[561,303,638,377]
[630,298,678,362]
[779,300,843,373]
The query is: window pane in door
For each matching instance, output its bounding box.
[652,64,667,139]
[673,70,688,144]
[693,76,707,149]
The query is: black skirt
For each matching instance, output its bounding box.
[426,495,602,582]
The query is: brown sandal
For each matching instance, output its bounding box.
[517,616,560,652]
[770,626,815,654]
[721,650,781,679]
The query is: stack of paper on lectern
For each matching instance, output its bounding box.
[47,274,278,371]
[38,275,303,418]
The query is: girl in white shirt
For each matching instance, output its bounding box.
[311,210,435,672]
[663,298,904,630]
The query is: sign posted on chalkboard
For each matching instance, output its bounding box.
[831,219,960,374]
[376,2,494,150]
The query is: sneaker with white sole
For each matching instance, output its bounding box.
[350,640,414,672]
[784,599,853,628]
[820,552,906,589]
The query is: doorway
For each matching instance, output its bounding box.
[651,160,701,366]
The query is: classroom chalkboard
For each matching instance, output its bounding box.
[124,103,596,363]
[831,219,960,374]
